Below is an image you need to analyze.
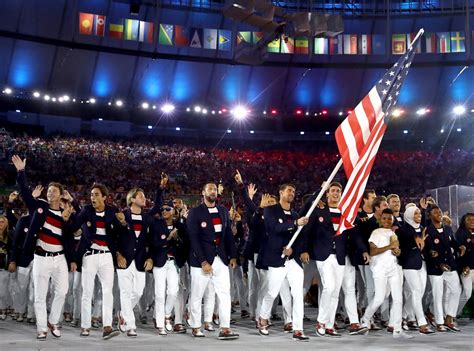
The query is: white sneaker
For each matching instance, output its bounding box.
[393,330,413,339]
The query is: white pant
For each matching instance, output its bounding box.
[81,252,114,329]
[0,270,9,310]
[137,272,154,318]
[174,263,189,324]
[117,261,146,330]
[15,264,35,317]
[153,260,179,328]
[358,264,375,309]
[341,257,359,324]
[317,255,345,328]
[71,271,82,319]
[259,259,304,331]
[429,271,462,325]
[403,263,428,326]
[230,265,247,311]
[247,259,259,317]
[363,266,403,332]
[64,271,75,314]
[189,256,231,329]
[32,254,69,332]
[458,271,474,316]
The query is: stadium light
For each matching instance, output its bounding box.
[147,125,153,129]
[33,91,41,98]
[338,111,343,116]
[300,131,305,135]
[3,87,12,94]
[44,95,50,101]
[194,105,201,113]
[175,127,181,131]
[116,100,123,107]
[232,105,249,120]
[89,97,95,104]
[62,95,70,102]
[453,105,466,115]
[392,109,404,118]
[325,131,330,135]
[142,102,150,109]
[161,103,175,114]
[403,130,408,134]
[227,129,232,133]
[457,128,462,132]
[202,108,208,114]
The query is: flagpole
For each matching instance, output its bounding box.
[408,29,424,50]
[281,158,343,258]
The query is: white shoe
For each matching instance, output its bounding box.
[393,330,413,339]
[165,318,173,332]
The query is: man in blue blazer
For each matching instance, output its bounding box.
[187,182,239,340]
[257,183,310,341]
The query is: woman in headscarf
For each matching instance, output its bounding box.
[396,206,434,334]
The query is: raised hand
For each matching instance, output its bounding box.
[115,212,126,226]
[218,183,224,196]
[32,185,44,199]
[419,197,427,209]
[8,191,18,203]
[11,155,26,171]
[160,172,169,188]
[247,183,258,200]
[234,169,243,185]
[62,190,74,202]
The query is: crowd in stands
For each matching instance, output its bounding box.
[1,133,473,210]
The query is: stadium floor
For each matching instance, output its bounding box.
[1,307,473,351]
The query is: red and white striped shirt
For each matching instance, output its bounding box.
[37,208,63,253]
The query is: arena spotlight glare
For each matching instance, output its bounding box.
[89,97,96,104]
[33,91,41,98]
[226,129,232,133]
[116,100,123,107]
[161,103,175,114]
[392,109,404,118]
[453,105,466,115]
[44,95,50,101]
[62,95,70,102]
[232,105,249,120]
[194,105,201,113]
[3,87,12,94]
[416,108,429,116]
[142,102,150,109]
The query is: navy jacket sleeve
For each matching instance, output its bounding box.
[187,208,206,265]
[224,210,238,261]
[264,208,297,235]
[16,171,38,212]
[148,187,164,217]
[240,184,258,215]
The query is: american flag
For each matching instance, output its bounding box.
[335,29,423,236]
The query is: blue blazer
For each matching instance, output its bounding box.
[150,218,188,268]
[424,224,458,275]
[262,204,303,268]
[68,204,124,263]
[455,227,474,271]
[10,215,34,268]
[396,223,424,270]
[186,203,238,268]
[16,171,74,262]
[302,206,347,265]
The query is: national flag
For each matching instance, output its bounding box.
[372,34,385,55]
[392,34,406,55]
[329,35,343,54]
[335,32,422,236]
[281,36,294,54]
[437,32,450,53]
[94,15,106,36]
[343,34,357,54]
[267,37,280,53]
[139,21,154,43]
[124,19,139,41]
[203,28,218,49]
[294,37,309,54]
[174,25,190,46]
[425,32,437,53]
[158,24,173,46]
[109,22,124,39]
[450,31,465,53]
[218,30,231,51]
[406,33,421,53]
[190,28,203,48]
[253,32,264,43]
[314,37,328,54]
[358,34,372,55]
[79,13,94,35]
[237,31,252,44]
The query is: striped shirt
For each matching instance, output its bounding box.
[37,208,63,253]
[329,207,341,251]
[167,224,174,257]
[208,207,222,246]
[91,211,109,250]
[131,213,143,238]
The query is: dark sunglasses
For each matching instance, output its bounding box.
[162,207,173,212]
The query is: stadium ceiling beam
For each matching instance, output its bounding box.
[0,29,473,69]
